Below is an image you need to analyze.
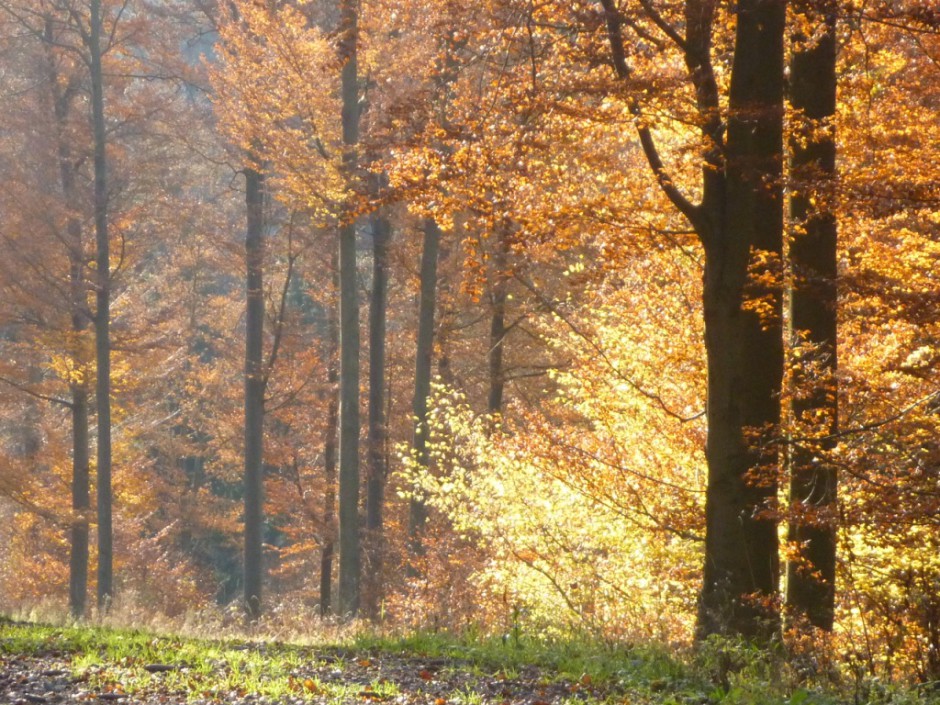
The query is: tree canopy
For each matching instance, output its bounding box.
[0,0,938,681]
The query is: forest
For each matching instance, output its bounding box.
[0,0,938,688]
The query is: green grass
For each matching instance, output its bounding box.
[0,617,934,704]
[353,628,688,688]
[0,620,320,701]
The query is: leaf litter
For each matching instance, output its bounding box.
[0,635,612,705]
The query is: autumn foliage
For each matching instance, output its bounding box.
[0,0,938,683]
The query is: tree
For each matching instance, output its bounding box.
[0,0,120,613]
[210,0,366,617]
[86,0,117,611]
[408,219,441,541]
[337,0,362,617]
[38,12,92,619]
[365,191,391,617]
[597,0,786,639]
[487,226,510,415]
[243,165,265,619]
[321,294,339,615]
[785,0,838,632]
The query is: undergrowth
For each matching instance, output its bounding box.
[0,615,936,704]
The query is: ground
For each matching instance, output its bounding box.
[0,622,630,705]
[2,618,905,705]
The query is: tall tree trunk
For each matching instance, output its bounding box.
[600,0,786,637]
[243,165,265,620]
[364,205,390,617]
[696,0,786,641]
[320,318,338,616]
[319,254,340,616]
[70,385,90,617]
[89,0,113,611]
[786,0,838,632]
[68,185,90,620]
[487,226,510,415]
[45,18,90,619]
[408,219,441,543]
[337,0,361,617]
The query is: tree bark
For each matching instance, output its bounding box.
[786,0,838,632]
[337,0,361,618]
[67,164,90,620]
[608,0,819,640]
[408,219,441,543]
[602,0,786,640]
[44,18,90,619]
[321,327,338,616]
[243,165,265,620]
[487,226,510,415]
[696,0,786,641]
[89,0,113,612]
[364,204,390,617]
[70,385,90,618]
[319,252,340,616]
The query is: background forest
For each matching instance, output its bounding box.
[0,0,938,684]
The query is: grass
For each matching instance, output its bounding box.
[0,620,324,700]
[0,617,935,704]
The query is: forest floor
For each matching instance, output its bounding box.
[0,617,912,705]
[0,646,622,705]
[0,618,687,705]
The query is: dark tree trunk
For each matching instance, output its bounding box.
[786,0,838,632]
[487,227,510,415]
[45,19,90,619]
[69,384,90,618]
[408,219,441,542]
[89,0,113,612]
[337,217,361,618]
[318,263,340,616]
[337,0,361,618]
[321,345,338,617]
[696,0,786,641]
[364,205,390,617]
[601,0,786,636]
[243,166,265,620]
[65,162,90,622]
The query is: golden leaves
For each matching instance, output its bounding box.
[211,0,347,222]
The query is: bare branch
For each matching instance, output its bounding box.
[0,376,73,409]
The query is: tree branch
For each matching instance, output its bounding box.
[638,0,687,50]
[263,214,298,389]
[598,0,704,230]
[513,271,705,423]
[0,376,73,409]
